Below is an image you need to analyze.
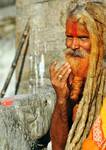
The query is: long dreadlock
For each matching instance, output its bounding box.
[65,2,106,150]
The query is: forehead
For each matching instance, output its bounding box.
[66,17,89,36]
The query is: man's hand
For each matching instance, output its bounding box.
[49,62,71,104]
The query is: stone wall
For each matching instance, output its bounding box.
[16,0,72,94]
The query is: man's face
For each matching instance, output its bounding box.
[65,17,91,101]
[65,17,91,53]
[65,17,91,79]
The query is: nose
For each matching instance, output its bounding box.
[71,38,80,50]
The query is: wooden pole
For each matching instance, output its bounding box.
[0,20,30,98]
[15,29,29,94]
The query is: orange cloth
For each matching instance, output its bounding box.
[82,130,99,150]
[82,98,106,150]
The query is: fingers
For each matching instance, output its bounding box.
[62,68,71,81]
[49,61,57,77]
[49,61,71,82]
[56,63,71,78]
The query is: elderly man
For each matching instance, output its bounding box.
[49,2,106,150]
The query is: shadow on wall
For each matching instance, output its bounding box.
[0,0,15,8]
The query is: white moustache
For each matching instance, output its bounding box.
[65,48,89,58]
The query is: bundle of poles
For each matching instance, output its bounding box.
[0,19,30,98]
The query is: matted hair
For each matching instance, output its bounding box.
[65,2,106,150]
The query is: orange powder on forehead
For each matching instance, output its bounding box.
[72,21,78,37]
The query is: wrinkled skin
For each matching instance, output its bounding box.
[49,62,71,104]
[50,16,91,150]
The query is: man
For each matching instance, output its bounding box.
[49,2,106,150]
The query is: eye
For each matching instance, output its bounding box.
[78,36,89,41]
[66,36,73,40]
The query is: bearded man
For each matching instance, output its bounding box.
[49,2,106,150]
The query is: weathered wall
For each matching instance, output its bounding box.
[0,0,15,7]
[16,0,73,94]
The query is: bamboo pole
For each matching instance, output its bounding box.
[0,20,30,98]
[15,29,30,94]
